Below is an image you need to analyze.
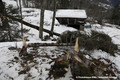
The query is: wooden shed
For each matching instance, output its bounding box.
[56,9,87,30]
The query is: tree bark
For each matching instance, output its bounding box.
[19,0,23,36]
[51,0,57,37]
[39,0,45,40]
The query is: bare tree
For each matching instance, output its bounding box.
[51,0,57,36]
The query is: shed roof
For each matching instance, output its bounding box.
[56,9,87,19]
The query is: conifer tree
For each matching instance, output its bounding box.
[111,2,120,25]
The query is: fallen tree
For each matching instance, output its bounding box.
[7,15,60,36]
[16,37,118,80]
[27,43,74,47]
[49,38,118,79]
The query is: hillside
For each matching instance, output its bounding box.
[0,0,120,80]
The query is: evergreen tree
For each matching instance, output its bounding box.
[57,0,70,9]
[111,2,120,25]
[0,0,28,42]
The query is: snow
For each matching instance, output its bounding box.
[1,0,120,79]
[92,24,120,45]
[2,0,17,8]
[22,8,59,26]
[0,46,21,80]
[98,2,112,9]
[56,9,87,19]
[90,50,120,78]
[0,44,67,80]
[22,8,77,39]
[0,18,2,26]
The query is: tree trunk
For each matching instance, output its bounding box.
[39,0,45,40]
[27,43,74,47]
[19,0,23,36]
[51,0,57,37]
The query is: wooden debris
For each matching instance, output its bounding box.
[74,37,79,52]
[72,55,82,63]
[65,51,71,60]
[19,37,27,57]
[23,36,27,47]
[64,68,68,72]
[56,57,65,62]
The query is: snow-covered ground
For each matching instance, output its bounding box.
[84,24,120,78]
[0,0,120,80]
[0,44,67,80]
[92,24,120,45]
[22,8,77,40]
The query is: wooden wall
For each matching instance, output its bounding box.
[56,18,86,25]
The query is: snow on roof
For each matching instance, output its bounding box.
[56,9,87,19]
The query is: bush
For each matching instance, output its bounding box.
[57,30,118,55]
